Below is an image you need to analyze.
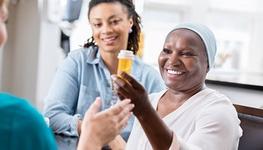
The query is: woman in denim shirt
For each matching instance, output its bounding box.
[44,0,165,141]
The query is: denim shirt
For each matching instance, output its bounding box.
[44,47,165,139]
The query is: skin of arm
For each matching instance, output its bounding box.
[77,98,134,150]
[111,72,173,150]
[108,135,126,150]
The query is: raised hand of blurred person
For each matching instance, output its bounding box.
[77,98,134,150]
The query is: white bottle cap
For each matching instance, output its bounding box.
[118,50,134,59]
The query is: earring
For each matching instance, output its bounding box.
[129,28,133,33]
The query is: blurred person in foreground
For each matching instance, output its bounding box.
[0,0,56,149]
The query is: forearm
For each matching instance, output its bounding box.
[136,107,173,150]
[108,135,126,150]
[46,112,81,136]
[44,56,80,135]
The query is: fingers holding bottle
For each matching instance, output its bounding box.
[111,73,151,116]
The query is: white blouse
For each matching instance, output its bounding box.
[126,88,242,150]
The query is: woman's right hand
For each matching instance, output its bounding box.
[111,72,152,117]
[77,98,134,150]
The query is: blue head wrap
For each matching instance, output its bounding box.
[171,23,217,70]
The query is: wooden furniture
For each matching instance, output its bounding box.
[233,104,263,150]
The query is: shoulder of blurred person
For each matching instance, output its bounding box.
[0,93,57,150]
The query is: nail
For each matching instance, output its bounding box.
[111,75,117,81]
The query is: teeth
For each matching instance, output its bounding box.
[167,69,183,75]
[103,37,116,42]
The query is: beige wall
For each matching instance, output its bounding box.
[0,0,64,111]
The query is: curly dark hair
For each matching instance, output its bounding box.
[84,0,141,54]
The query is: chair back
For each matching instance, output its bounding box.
[234,104,263,150]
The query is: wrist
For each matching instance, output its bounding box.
[78,142,101,150]
[78,133,102,150]
[134,104,155,119]
[133,98,152,117]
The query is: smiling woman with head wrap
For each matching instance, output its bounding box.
[170,23,217,71]
[111,23,242,150]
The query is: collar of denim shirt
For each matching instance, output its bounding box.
[85,46,100,64]
[85,46,109,71]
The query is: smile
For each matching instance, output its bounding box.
[167,69,183,75]
[102,36,117,44]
